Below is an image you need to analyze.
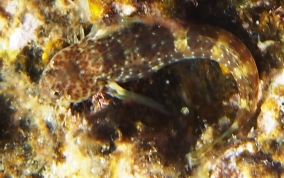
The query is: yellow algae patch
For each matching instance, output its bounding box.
[0,14,9,33]
[109,141,168,177]
[42,39,66,64]
[272,84,284,96]
[174,38,188,54]
[260,98,280,118]
[88,0,109,21]
[109,143,136,178]
[0,49,20,65]
[219,63,231,74]
[257,98,281,140]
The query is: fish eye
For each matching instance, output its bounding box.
[53,91,61,97]
[51,82,63,99]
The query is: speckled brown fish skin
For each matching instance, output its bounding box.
[39,21,259,128]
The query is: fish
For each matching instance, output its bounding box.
[39,19,259,162]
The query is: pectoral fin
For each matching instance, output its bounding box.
[106,80,169,114]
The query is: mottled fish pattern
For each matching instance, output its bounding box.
[39,20,259,140]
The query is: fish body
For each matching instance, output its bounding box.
[39,20,259,143]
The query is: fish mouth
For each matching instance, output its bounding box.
[38,76,55,103]
[38,76,70,106]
